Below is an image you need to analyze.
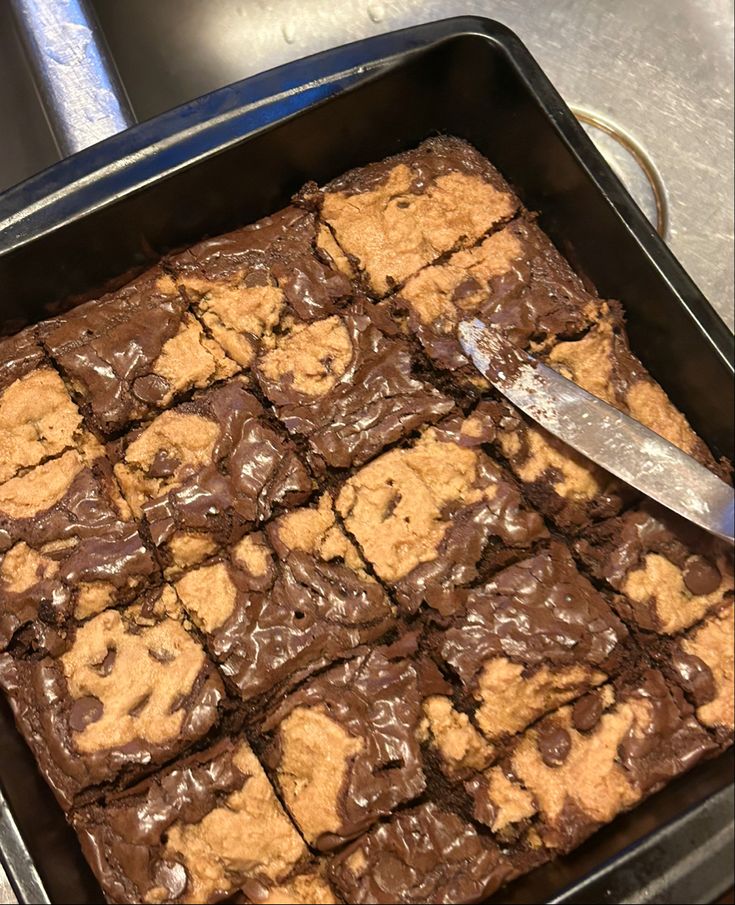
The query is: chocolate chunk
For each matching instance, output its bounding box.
[572,692,604,732]
[69,695,103,732]
[683,556,721,596]
[536,724,571,767]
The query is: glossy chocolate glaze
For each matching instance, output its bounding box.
[0,459,157,649]
[264,648,427,848]
[171,206,352,323]
[329,801,514,905]
[40,267,190,435]
[0,589,224,810]
[178,532,395,704]
[0,326,46,392]
[440,542,627,684]
[254,301,454,469]
[114,381,313,549]
[72,738,255,904]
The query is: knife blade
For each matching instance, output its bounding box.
[458,318,734,543]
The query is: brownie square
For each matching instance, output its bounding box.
[310,136,519,296]
[468,671,716,853]
[112,379,314,573]
[483,400,633,532]
[335,410,547,613]
[429,543,627,750]
[173,494,396,703]
[329,801,514,905]
[659,604,734,747]
[574,501,733,634]
[262,647,430,849]
[0,586,224,809]
[545,319,725,473]
[72,737,306,904]
[254,299,454,468]
[396,216,608,376]
[0,327,86,483]
[40,267,238,436]
[170,206,354,370]
[0,445,158,649]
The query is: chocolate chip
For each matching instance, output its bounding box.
[69,695,103,732]
[572,693,604,732]
[145,449,181,479]
[683,556,721,596]
[152,860,188,899]
[536,723,571,766]
[132,373,170,404]
[93,647,116,677]
[672,649,716,705]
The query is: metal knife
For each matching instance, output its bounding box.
[458,318,734,543]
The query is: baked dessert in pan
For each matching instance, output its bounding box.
[0,137,731,905]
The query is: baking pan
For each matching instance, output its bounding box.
[0,16,732,905]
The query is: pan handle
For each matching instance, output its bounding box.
[9,0,134,155]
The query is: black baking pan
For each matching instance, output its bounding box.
[0,16,732,905]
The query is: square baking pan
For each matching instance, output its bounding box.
[0,16,732,905]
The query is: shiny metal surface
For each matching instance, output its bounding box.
[9,0,133,155]
[89,0,734,327]
[460,318,735,542]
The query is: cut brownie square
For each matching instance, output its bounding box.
[0,445,158,649]
[574,502,733,635]
[173,494,396,703]
[482,400,632,532]
[72,737,306,905]
[40,267,238,436]
[112,379,313,573]
[328,801,515,905]
[467,671,716,853]
[0,327,85,483]
[432,543,627,748]
[335,411,547,613]
[545,319,725,473]
[310,137,519,296]
[262,647,430,849]
[660,604,734,747]
[0,586,224,809]
[254,299,454,468]
[170,206,354,370]
[396,216,608,375]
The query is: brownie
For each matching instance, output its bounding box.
[0,586,224,809]
[308,137,519,296]
[335,410,547,613]
[170,206,354,369]
[396,216,608,376]
[575,501,733,635]
[173,494,396,703]
[40,267,238,436]
[262,647,430,849]
[329,801,514,904]
[659,604,734,747]
[72,737,306,904]
[468,670,716,853]
[112,379,313,572]
[544,319,725,473]
[0,445,157,649]
[430,543,627,749]
[0,327,86,484]
[254,300,454,468]
[483,400,633,531]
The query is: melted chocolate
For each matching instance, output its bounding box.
[329,801,513,904]
[40,267,189,435]
[264,649,426,847]
[255,301,454,468]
